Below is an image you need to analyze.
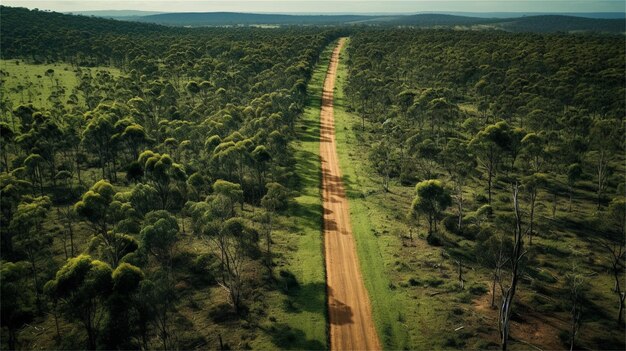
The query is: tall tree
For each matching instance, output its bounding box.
[44,255,113,350]
[499,184,526,351]
[10,195,52,312]
[410,180,451,242]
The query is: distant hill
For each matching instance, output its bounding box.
[389,13,625,33]
[4,7,625,33]
[121,11,625,33]
[430,12,626,19]
[495,15,626,33]
[65,10,163,18]
[132,12,384,26]
[390,14,499,26]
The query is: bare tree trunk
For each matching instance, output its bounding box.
[457,260,464,289]
[491,271,498,308]
[568,186,573,212]
[569,306,580,351]
[529,191,535,246]
[500,184,525,351]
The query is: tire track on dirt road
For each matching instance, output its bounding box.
[321,38,381,351]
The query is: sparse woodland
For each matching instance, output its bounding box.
[1,6,343,349]
[344,29,625,349]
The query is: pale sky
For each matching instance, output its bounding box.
[2,0,625,14]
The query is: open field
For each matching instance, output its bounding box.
[0,59,121,111]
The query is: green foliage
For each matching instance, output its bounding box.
[1,261,34,349]
[129,183,160,217]
[411,179,452,236]
[140,210,179,258]
[45,255,113,348]
[112,262,144,295]
[75,180,115,234]
[261,182,289,212]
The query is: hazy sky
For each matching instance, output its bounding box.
[3,0,625,14]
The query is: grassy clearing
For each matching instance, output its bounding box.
[0,59,121,110]
[250,41,336,350]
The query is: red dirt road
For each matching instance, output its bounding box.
[321,38,382,351]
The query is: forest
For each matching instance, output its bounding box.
[1,5,625,351]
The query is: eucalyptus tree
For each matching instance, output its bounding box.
[499,185,526,351]
[442,138,475,231]
[566,163,582,212]
[588,118,620,208]
[521,173,548,245]
[103,263,144,350]
[261,182,289,273]
[601,197,626,324]
[470,121,511,205]
[138,150,187,210]
[44,255,113,350]
[1,261,34,350]
[0,172,31,257]
[0,122,15,172]
[410,180,451,242]
[75,180,138,266]
[139,210,179,348]
[10,195,52,311]
[82,111,116,180]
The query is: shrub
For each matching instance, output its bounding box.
[475,193,488,204]
[408,277,421,286]
[469,284,488,296]
[427,233,443,246]
[424,277,444,287]
[209,303,236,323]
[444,336,466,348]
[278,269,299,294]
[443,215,460,234]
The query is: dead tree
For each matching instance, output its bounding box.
[499,184,527,351]
[600,239,625,324]
[565,264,587,351]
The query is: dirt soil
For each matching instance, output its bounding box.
[320,38,382,351]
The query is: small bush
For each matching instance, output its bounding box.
[444,336,466,348]
[427,233,443,246]
[278,269,300,294]
[408,277,421,286]
[475,193,488,204]
[209,303,236,323]
[558,330,570,347]
[497,194,510,204]
[424,277,444,287]
[443,215,460,234]
[469,284,488,296]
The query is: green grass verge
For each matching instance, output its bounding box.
[334,38,478,350]
[250,41,336,350]
[333,38,411,351]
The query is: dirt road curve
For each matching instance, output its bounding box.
[321,38,382,351]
